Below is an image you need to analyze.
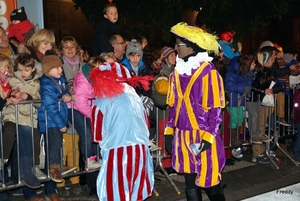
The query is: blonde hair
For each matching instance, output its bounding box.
[0,54,14,76]
[58,36,79,53]
[27,29,55,48]
[88,57,105,68]
[99,52,117,62]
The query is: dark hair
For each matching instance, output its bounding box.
[143,44,162,74]
[136,36,147,44]
[15,53,36,77]
[15,53,35,69]
[238,55,256,77]
[176,36,206,53]
[103,3,117,14]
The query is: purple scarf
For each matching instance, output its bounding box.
[62,55,80,71]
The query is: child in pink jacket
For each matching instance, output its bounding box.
[73,57,105,118]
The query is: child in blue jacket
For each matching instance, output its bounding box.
[38,55,72,199]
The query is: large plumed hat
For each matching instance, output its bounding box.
[171,22,219,55]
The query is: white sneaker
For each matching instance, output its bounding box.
[34,165,47,179]
[149,139,159,152]
[87,156,101,169]
[232,147,243,159]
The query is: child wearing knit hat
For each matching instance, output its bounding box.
[161,46,176,75]
[38,55,72,187]
[218,30,242,60]
[121,39,145,75]
[8,7,35,43]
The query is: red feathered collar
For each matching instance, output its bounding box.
[89,62,153,98]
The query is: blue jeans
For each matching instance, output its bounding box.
[18,125,40,158]
[68,109,98,160]
[294,124,300,159]
[23,127,61,199]
[46,128,63,165]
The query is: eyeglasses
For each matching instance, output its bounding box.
[114,41,126,45]
[175,43,186,47]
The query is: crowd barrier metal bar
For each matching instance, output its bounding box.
[1,91,300,193]
[267,95,298,169]
[153,107,181,195]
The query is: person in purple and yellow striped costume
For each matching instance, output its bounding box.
[164,22,226,201]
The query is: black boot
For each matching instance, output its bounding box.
[20,157,41,188]
[204,184,225,201]
[185,188,202,201]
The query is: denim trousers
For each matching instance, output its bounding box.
[68,109,98,160]
[24,127,62,199]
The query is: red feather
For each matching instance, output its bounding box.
[89,63,154,99]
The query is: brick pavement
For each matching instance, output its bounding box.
[6,149,300,201]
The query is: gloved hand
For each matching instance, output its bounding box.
[164,135,173,154]
[140,95,154,113]
[155,103,168,110]
[244,86,252,97]
[190,140,211,155]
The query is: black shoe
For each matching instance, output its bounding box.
[229,155,241,162]
[89,188,97,196]
[225,159,235,166]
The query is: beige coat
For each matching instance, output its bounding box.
[2,71,42,128]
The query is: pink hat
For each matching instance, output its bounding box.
[162,46,176,59]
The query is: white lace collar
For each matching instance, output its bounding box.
[175,52,213,75]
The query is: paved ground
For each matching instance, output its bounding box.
[6,147,300,201]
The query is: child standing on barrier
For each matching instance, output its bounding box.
[56,122,80,197]
[225,55,255,146]
[38,55,71,200]
[72,57,103,196]
[0,54,20,164]
[3,53,44,200]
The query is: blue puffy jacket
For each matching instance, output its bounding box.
[225,56,253,107]
[38,75,69,133]
[121,57,145,75]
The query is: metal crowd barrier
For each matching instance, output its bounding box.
[224,91,298,170]
[0,91,299,193]
[0,100,100,192]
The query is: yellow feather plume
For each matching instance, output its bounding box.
[171,22,219,55]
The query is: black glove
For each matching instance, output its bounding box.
[198,140,211,152]
[155,103,168,110]
[190,140,211,155]
[164,135,173,154]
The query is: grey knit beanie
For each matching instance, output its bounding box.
[126,39,143,58]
